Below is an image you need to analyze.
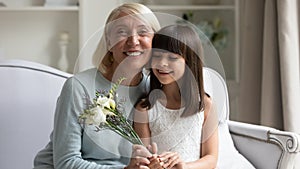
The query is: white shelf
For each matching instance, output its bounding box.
[148,5,235,11]
[0,5,79,73]
[0,6,79,11]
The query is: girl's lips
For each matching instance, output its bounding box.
[156,69,174,75]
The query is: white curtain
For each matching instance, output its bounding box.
[239,0,265,124]
[240,0,300,167]
[240,0,300,133]
[262,0,300,167]
[261,0,300,134]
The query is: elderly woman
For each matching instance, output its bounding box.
[33,3,160,169]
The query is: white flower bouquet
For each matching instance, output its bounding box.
[78,77,143,145]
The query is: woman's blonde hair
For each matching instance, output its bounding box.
[92,3,161,73]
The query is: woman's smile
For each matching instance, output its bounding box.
[123,50,145,59]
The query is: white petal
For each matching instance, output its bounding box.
[102,109,115,116]
[93,107,106,125]
[109,99,116,109]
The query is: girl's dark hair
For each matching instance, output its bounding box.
[142,24,205,117]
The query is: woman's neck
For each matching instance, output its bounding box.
[102,68,143,86]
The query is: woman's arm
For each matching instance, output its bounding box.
[52,78,110,169]
[52,78,151,169]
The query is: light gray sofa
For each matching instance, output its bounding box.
[203,67,300,169]
[0,59,299,169]
[0,59,72,169]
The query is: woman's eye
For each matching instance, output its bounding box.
[117,29,128,36]
[138,31,147,36]
[138,28,152,36]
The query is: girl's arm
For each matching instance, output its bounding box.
[200,95,219,167]
[134,101,166,169]
[133,100,152,148]
[186,95,219,169]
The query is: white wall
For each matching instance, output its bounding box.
[0,10,78,73]
[77,0,122,72]
[0,0,125,73]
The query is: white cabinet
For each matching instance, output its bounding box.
[0,0,240,117]
[0,0,239,80]
[0,0,124,73]
[0,6,79,73]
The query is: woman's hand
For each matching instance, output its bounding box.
[158,151,186,169]
[126,143,160,169]
[126,144,152,169]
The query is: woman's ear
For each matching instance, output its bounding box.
[107,39,112,52]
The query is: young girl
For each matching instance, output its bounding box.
[134,24,219,169]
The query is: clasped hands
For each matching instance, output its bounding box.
[127,143,186,169]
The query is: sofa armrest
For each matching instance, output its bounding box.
[228,120,300,169]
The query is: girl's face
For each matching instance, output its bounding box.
[151,51,186,85]
[108,13,154,72]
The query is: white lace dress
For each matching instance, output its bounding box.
[148,101,204,162]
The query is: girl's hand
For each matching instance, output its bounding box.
[174,162,187,169]
[158,152,185,169]
[148,154,164,169]
[146,143,165,169]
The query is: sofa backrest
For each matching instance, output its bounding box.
[203,67,229,122]
[0,59,72,169]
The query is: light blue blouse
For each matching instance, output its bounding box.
[34,68,148,169]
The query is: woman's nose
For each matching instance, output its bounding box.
[126,34,140,46]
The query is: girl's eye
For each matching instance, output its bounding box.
[168,55,179,61]
[152,54,161,58]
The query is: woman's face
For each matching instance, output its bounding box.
[108,13,154,72]
[151,51,186,85]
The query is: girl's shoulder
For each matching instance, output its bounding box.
[203,93,220,126]
[204,94,212,110]
[135,98,149,113]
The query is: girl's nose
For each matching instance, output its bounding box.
[158,58,168,67]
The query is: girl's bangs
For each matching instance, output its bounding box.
[152,34,183,56]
